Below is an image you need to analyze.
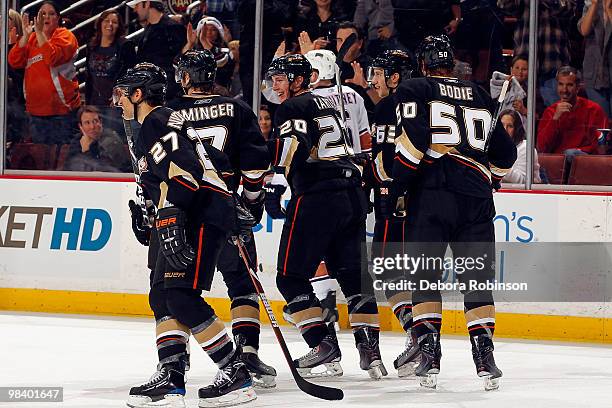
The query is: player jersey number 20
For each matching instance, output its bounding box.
[401,101,493,151]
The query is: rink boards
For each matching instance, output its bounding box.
[0,175,610,343]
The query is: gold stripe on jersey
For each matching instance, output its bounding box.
[395,130,424,165]
[490,163,512,178]
[448,150,492,182]
[427,143,453,158]
[168,161,199,190]
[158,181,169,209]
[374,151,391,181]
[278,136,300,169]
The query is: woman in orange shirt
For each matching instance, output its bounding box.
[8,1,81,145]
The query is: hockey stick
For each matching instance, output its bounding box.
[485,77,512,152]
[123,118,153,227]
[334,32,356,124]
[233,238,344,401]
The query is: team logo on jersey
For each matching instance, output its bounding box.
[168,0,195,14]
[138,157,148,173]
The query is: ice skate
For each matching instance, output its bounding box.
[127,362,186,408]
[471,335,503,391]
[198,352,256,407]
[354,326,388,380]
[414,333,441,389]
[394,330,420,377]
[293,333,343,378]
[235,335,277,389]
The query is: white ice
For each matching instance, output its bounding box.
[1,312,611,408]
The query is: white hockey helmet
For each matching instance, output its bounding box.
[304,50,337,85]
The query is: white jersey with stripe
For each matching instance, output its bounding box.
[312,85,371,154]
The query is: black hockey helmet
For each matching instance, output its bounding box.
[266,54,313,89]
[368,49,415,87]
[416,34,454,73]
[113,62,167,106]
[175,49,217,88]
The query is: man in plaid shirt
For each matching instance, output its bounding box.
[498,0,576,107]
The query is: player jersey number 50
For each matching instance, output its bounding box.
[399,101,493,152]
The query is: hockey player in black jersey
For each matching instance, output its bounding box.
[365,49,420,378]
[264,54,387,380]
[383,35,517,390]
[168,49,277,388]
[114,63,257,407]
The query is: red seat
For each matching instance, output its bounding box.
[567,155,612,186]
[54,144,71,171]
[9,143,52,170]
[538,153,566,184]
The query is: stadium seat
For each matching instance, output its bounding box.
[54,144,71,171]
[9,143,52,170]
[538,153,566,184]
[567,155,612,186]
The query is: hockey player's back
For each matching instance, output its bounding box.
[393,75,517,198]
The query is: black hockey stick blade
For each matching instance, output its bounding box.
[335,32,357,66]
[233,239,344,401]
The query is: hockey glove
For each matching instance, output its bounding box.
[156,207,196,270]
[128,199,151,246]
[232,195,256,245]
[264,173,288,219]
[379,181,407,219]
[241,190,265,225]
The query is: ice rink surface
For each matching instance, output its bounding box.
[1,312,611,408]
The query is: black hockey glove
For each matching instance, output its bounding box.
[232,195,256,245]
[128,199,151,246]
[241,190,265,225]
[156,207,196,270]
[379,181,407,219]
[264,173,288,219]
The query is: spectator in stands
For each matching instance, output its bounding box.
[353,0,398,57]
[498,0,576,107]
[537,66,609,156]
[183,17,236,93]
[85,10,136,136]
[238,0,296,107]
[500,109,541,183]
[578,0,612,117]
[296,0,347,52]
[7,9,26,151]
[259,105,273,140]
[393,0,461,53]
[455,0,504,86]
[8,1,81,145]
[334,21,378,115]
[509,55,528,117]
[64,106,131,172]
[128,0,186,100]
[205,0,240,39]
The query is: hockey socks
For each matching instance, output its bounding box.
[155,317,191,367]
[230,294,261,352]
[192,316,236,368]
[388,292,413,332]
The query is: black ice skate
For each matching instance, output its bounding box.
[198,352,256,408]
[235,335,277,389]
[393,329,420,378]
[127,362,186,408]
[414,333,442,389]
[471,335,503,391]
[354,326,388,380]
[293,333,343,378]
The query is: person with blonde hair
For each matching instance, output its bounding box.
[8,1,81,145]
